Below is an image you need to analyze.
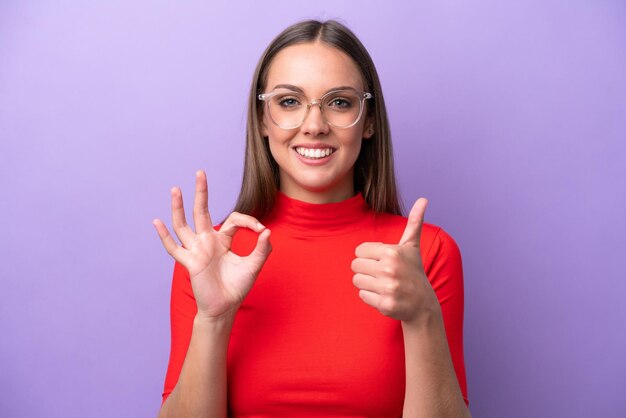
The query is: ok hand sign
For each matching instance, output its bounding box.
[153,171,272,319]
[351,198,440,323]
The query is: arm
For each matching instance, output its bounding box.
[153,171,271,418]
[158,313,235,418]
[402,309,469,417]
[401,228,469,417]
[351,199,470,417]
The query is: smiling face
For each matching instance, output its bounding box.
[260,42,373,204]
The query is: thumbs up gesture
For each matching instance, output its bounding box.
[351,198,440,323]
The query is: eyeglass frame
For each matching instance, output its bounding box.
[257,88,374,130]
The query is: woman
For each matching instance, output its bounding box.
[154,20,470,417]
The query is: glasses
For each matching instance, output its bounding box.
[258,88,373,129]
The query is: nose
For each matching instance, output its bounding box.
[301,102,329,136]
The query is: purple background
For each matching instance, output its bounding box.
[1,1,625,417]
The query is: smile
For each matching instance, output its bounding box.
[294,147,335,159]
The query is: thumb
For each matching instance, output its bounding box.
[246,228,272,271]
[399,198,428,246]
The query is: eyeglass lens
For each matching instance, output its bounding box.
[267,90,364,129]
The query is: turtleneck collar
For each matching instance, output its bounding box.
[263,191,370,236]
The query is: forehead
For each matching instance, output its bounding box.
[265,42,365,94]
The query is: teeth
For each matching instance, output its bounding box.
[295,147,333,159]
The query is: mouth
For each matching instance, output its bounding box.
[294,146,335,160]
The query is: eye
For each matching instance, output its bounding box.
[326,97,353,110]
[276,96,301,108]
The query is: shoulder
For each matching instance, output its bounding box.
[423,225,462,262]
[420,225,463,289]
[374,212,457,249]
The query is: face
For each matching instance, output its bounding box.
[261,42,373,204]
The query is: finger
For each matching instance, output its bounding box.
[354,241,387,260]
[245,228,272,270]
[219,212,265,237]
[352,273,384,294]
[350,257,380,276]
[399,197,428,246]
[193,170,213,233]
[358,289,382,311]
[152,219,187,261]
[171,187,195,246]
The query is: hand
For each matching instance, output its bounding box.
[153,170,272,319]
[350,198,439,323]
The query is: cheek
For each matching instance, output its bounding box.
[267,138,279,160]
[345,130,365,152]
[267,134,291,165]
[347,136,365,165]
[265,123,296,150]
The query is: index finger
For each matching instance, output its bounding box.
[354,241,386,260]
[219,212,265,237]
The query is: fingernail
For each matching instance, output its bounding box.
[257,222,265,230]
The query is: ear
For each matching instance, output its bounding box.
[363,120,375,139]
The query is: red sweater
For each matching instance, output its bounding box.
[162,193,468,416]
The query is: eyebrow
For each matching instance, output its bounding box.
[271,84,360,94]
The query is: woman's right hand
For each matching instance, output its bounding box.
[153,170,272,319]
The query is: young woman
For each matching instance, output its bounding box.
[154,20,470,417]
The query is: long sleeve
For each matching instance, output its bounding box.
[161,261,197,404]
[423,227,468,405]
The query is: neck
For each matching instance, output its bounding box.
[279,186,355,204]
[279,171,356,204]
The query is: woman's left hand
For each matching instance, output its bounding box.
[350,198,441,323]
